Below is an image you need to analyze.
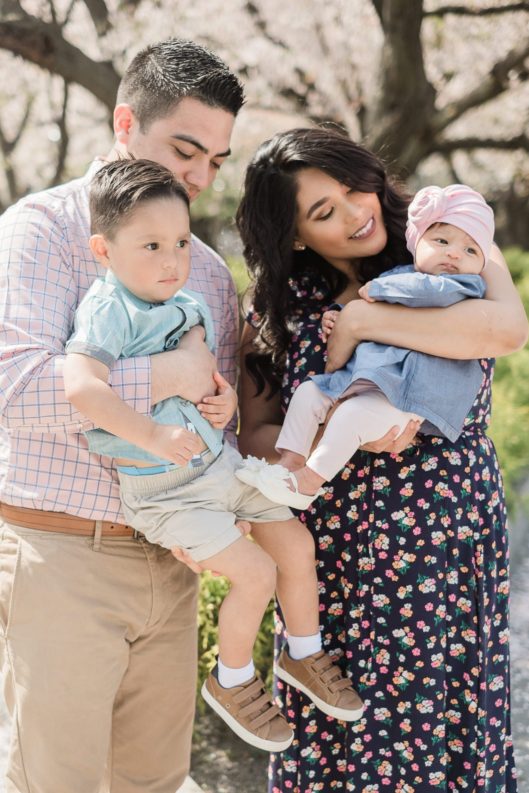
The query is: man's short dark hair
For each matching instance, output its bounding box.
[90,159,189,239]
[117,38,245,131]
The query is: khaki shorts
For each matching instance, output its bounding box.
[118,443,292,562]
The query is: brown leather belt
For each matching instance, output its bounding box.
[0,503,135,537]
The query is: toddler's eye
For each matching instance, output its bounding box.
[145,242,159,251]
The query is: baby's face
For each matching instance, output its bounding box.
[415,223,484,276]
[104,196,191,303]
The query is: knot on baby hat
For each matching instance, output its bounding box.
[405,184,494,260]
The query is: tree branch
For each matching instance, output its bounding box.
[425,3,529,17]
[243,1,288,49]
[48,80,70,187]
[435,134,529,153]
[432,40,529,134]
[0,2,120,109]
[82,0,111,35]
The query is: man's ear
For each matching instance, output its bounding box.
[113,103,135,146]
[89,234,111,268]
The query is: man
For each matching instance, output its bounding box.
[0,39,244,793]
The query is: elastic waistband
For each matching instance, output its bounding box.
[117,448,217,495]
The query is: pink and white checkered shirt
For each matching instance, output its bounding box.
[0,161,239,521]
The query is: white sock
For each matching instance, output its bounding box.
[217,658,255,689]
[287,632,322,660]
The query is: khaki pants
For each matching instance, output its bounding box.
[0,521,198,793]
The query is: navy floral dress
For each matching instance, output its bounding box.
[265,284,517,793]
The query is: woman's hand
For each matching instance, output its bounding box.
[359,419,421,454]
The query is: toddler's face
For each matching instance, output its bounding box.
[415,223,484,276]
[102,196,191,303]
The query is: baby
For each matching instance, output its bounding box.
[237,184,493,509]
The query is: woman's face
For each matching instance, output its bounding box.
[294,168,388,273]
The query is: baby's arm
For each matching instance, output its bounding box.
[63,353,202,465]
[359,270,485,308]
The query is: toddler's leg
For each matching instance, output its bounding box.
[251,518,363,722]
[196,536,294,751]
[195,535,276,670]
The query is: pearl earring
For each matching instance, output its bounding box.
[295,242,306,251]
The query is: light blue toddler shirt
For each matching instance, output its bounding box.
[65,270,224,463]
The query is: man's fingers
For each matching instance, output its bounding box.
[171,547,203,574]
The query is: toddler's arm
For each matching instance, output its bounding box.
[197,371,238,430]
[63,353,202,465]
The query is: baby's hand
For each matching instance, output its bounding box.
[358,282,376,302]
[321,309,339,343]
[149,424,203,466]
[197,371,237,429]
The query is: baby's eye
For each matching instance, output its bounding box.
[145,242,159,251]
[434,237,448,245]
[176,239,189,249]
[466,246,478,256]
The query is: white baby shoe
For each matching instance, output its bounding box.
[254,465,324,510]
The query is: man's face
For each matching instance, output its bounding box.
[115,97,235,202]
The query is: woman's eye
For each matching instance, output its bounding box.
[145,242,159,251]
[317,208,334,221]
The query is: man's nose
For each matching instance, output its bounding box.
[186,160,212,194]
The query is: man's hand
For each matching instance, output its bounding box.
[325,302,362,373]
[151,325,217,405]
[171,521,250,574]
[171,547,204,574]
[197,372,237,429]
[148,423,203,466]
[321,309,340,343]
[360,419,421,454]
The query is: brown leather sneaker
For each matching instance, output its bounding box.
[276,649,364,721]
[201,667,294,752]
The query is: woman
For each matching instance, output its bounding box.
[236,127,527,792]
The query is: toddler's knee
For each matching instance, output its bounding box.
[292,528,316,573]
[233,551,276,597]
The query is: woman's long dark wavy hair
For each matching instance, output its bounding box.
[236,127,410,395]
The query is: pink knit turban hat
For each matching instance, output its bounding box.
[405,184,495,261]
